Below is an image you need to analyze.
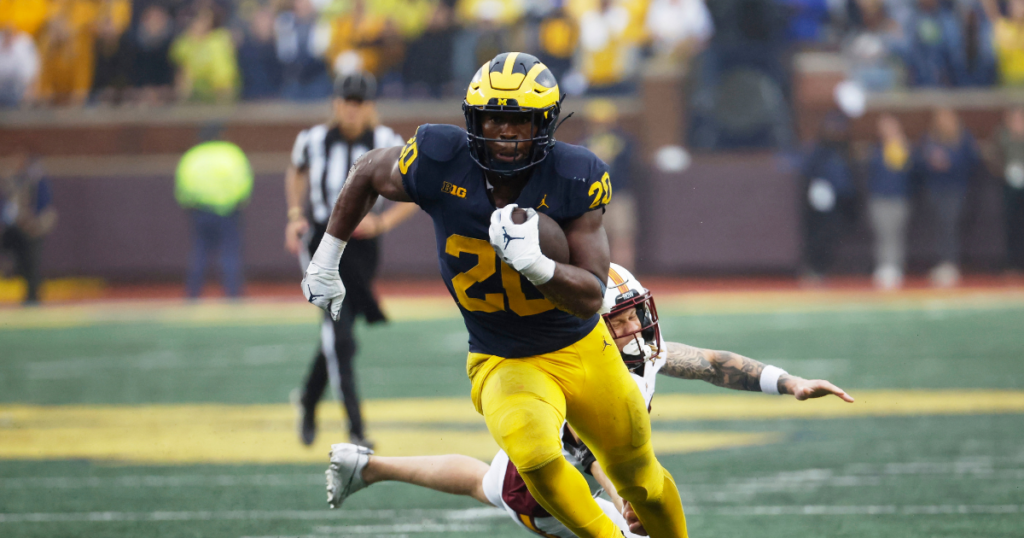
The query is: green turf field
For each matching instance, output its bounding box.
[2,290,1023,537]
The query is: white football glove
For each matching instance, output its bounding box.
[302,233,347,320]
[488,204,555,285]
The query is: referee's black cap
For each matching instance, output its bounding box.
[334,71,377,102]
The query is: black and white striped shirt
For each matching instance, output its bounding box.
[291,124,406,225]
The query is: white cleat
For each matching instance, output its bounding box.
[326,443,373,509]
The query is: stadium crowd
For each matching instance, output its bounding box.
[5,0,1024,108]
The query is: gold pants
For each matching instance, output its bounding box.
[468,322,688,538]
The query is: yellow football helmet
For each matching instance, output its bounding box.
[462,52,563,176]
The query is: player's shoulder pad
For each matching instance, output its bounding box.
[416,123,468,163]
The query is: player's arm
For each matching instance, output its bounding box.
[490,206,608,318]
[303,146,413,318]
[659,341,854,402]
[535,209,609,318]
[352,200,419,239]
[325,146,413,240]
[284,164,310,255]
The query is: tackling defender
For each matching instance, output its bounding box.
[303,52,687,537]
[324,264,854,538]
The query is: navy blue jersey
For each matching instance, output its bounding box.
[400,124,613,358]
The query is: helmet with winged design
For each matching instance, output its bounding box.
[462,52,562,177]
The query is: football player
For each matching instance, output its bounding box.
[302,51,684,537]
[324,264,854,537]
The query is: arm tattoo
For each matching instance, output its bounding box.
[660,342,766,392]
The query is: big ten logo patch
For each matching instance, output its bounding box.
[442,181,467,198]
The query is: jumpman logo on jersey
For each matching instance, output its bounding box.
[501,226,523,249]
[602,338,613,352]
[537,194,549,210]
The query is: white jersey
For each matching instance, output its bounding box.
[480,344,664,538]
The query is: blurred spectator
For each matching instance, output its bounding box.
[579,99,637,270]
[983,0,1024,86]
[844,0,903,91]
[237,7,282,99]
[452,0,521,86]
[175,125,253,298]
[402,2,455,97]
[917,107,980,287]
[326,0,402,79]
[957,1,996,86]
[578,0,638,94]
[997,106,1024,272]
[92,11,134,104]
[132,4,175,105]
[0,0,50,37]
[535,7,578,81]
[777,0,834,44]
[867,113,913,289]
[1,148,56,305]
[0,25,39,107]
[373,0,436,41]
[896,0,967,87]
[36,0,115,106]
[171,8,240,102]
[799,112,857,282]
[276,0,332,100]
[645,0,713,61]
[689,0,792,149]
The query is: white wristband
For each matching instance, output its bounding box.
[522,256,556,286]
[311,233,346,268]
[760,365,787,395]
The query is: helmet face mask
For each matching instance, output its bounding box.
[603,290,661,372]
[463,52,562,178]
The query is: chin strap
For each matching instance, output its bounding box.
[553,111,574,134]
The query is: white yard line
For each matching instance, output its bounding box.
[3,505,1022,524]
[0,474,324,489]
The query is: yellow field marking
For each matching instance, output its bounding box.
[648,390,1024,421]
[0,404,774,463]
[1,390,1020,464]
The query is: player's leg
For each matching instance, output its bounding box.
[362,454,492,503]
[564,322,688,538]
[470,354,622,538]
[326,443,493,508]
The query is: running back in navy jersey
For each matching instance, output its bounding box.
[399,124,614,358]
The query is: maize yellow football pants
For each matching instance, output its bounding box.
[468,322,688,538]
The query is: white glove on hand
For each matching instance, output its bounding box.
[488,204,555,285]
[302,233,347,320]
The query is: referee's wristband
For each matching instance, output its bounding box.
[759,365,788,395]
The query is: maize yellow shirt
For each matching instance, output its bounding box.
[994,18,1024,86]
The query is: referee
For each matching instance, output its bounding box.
[285,72,416,448]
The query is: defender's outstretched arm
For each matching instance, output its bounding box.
[659,342,854,402]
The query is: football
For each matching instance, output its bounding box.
[511,207,570,264]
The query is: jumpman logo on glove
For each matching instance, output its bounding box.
[501,226,524,249]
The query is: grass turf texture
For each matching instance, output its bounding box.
[1,291,1023,537]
